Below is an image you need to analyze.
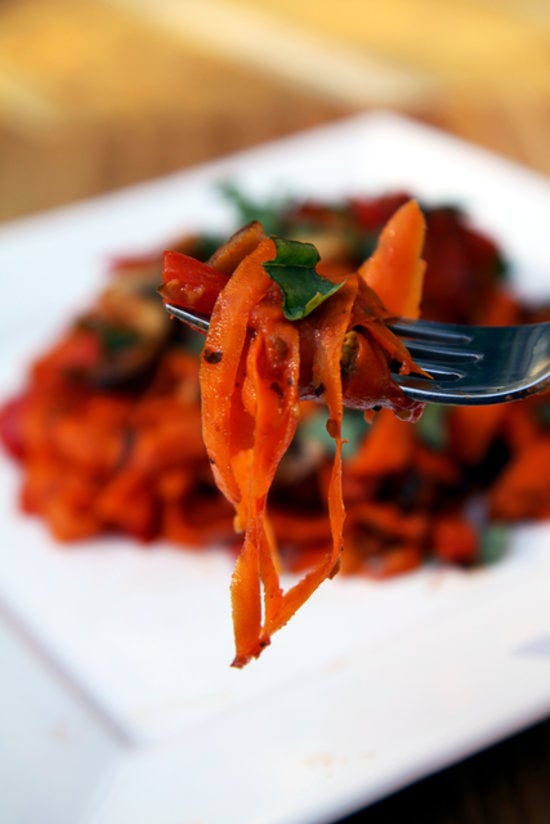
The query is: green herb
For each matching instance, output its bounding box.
[218,182,288,236]
[416,403,449,451]
[479,523,510,564]
[298,408,368,458]
[263,237,346,321]
[101,326,140,354]
[78,317,139,354]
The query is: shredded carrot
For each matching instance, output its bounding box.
[346,409,414,477]
[196,202,427,665]
[359,199,426,318]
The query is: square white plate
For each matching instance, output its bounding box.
[1,112,550,824]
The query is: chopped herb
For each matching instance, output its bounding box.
[478,523,510,564]
[101,326,140,354]
[78,317,139,354]
[218,182,288,236]
[263,237,345,321]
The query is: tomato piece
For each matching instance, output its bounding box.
[160,251,228,315]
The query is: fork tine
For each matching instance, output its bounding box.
[164,303,210,333]
[398,341,481,364]
[388,319,473,345]
[400,363,466,382]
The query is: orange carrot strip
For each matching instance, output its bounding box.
[200,239,276,505]
[346,408,414,477]
[363,544,423,579]
[489,437,550,520]
[431,515,478,564]
[199,239,303,665]
[230,313,301,665]
[208,221,267,275]
[449,405,507,465]
[261,277,358,639]
[359,199,426,318]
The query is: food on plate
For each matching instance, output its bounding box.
[160,201,427,665]
[1,190,549,663]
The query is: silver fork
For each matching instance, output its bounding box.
[164,303,550,406]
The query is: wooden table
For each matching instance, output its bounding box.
[1,1,550,821]
[2,0,550,222]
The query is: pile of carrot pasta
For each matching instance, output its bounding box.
[2,190,550,665]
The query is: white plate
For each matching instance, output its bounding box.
[1,112,550,824]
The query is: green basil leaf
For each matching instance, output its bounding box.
[263,236,346,320]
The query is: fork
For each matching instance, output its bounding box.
[164,303,550,406]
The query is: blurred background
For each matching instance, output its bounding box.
[2,2,550,822]
[1,0,550,222]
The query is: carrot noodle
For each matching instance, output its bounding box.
[1,192,549,666]
[175,202,428,665]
